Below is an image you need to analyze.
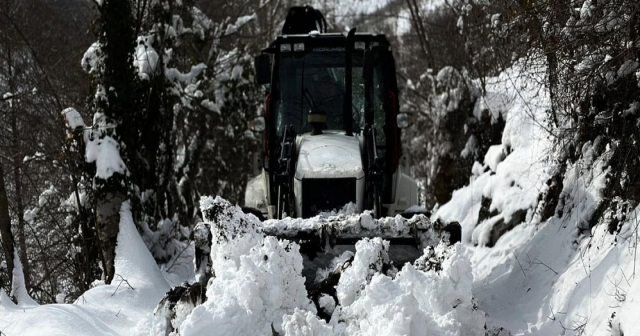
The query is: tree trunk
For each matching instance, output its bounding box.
[92,0,137,284]
[96,189,125,284]
[0,163,15,290]
[11,110,30,291]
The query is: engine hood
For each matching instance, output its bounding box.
[294,133,364,180]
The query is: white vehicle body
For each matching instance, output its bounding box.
[244,131,419,219]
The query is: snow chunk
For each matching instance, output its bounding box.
[461,135,478,158]
[165,63,207,83]
[318,294,336,315]
[336,237,391,306]
[85,134,126,179]
[282,308,334,336]
[225,14,256,36]
[179,197,314,335]
[200,99,221,114]
[484,145,506,172]
[61,107,85,129]
[191,7,212,40]
[623,101,639,117]
[134,37,159,80]
[81,42,103,75]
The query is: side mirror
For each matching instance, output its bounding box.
[362,50,373,81]
[396,112,414,129]
[249,116,266,132]
[254,54,271,85]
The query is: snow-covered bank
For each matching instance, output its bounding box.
[0,202,169,335]
[434,63,640,335]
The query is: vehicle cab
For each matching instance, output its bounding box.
[245,30,419,219]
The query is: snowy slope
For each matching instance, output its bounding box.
[435,64,640,335]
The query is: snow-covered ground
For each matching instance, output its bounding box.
[3,64,639,336]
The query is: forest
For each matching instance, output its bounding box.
[1,0,640,335]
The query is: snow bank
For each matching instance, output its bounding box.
[438,62,640,336]
[0,201,169,336]
[435,64,552,245]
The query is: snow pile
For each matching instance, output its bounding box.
[335,238,392,306]
[282,240,485,336]
[335,245,484,335]
[176,196,315,336]
[0,195,483,336]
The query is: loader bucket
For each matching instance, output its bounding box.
[205,196,460,289]
[261,211,461,285]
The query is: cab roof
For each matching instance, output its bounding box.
[263,32,392,53]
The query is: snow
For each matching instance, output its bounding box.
[224,14,256,36]
[461,134,478,158]
[85,134,127,179]
[62,107,86,129]
[176,197,315,336]
[165,63,207,83]
[295,133,365,179]
[262,211,443,242]
[318,294,336,315]
[7,49,640,335]
[617,60,639,78]
[200,99,221,114]
[81,42,103,75]
[483,145,505,173]
[436,64,552,244]
[11,250,39,308]
[282,241,485,336]
[336,237,391,306]
[0,202,169,336]
[134,37,159,80]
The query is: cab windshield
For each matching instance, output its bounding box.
[273,51,367,135]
